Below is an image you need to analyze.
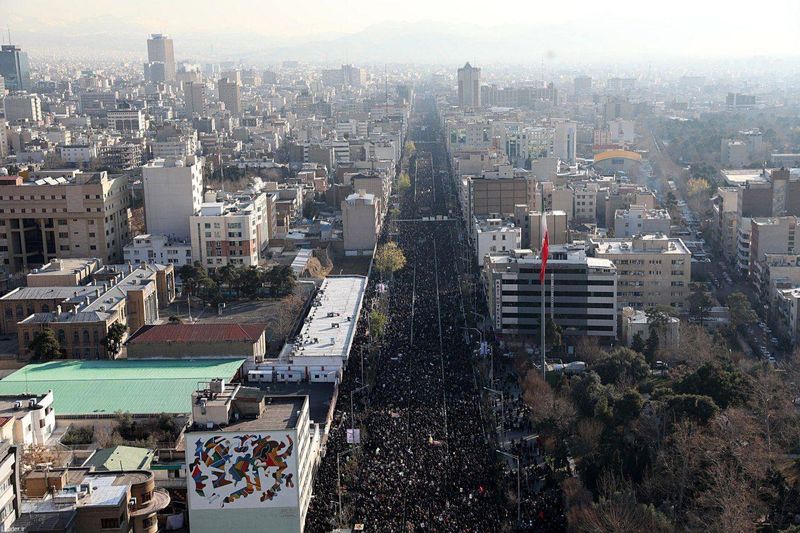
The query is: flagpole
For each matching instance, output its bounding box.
[540,187,546,380]
[541,264,545,379]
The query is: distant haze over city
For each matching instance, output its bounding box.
[4,0,800,64]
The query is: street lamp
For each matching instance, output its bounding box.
[337,446,360,527]
[497,449,521,526]
[350,385,368,439]
[484,387,505,447]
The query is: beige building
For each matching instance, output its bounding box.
[17,263,175,358]
[0,171,131,273]
[26,258,102,287]
[0,441,20,531]
[749,216,800,278]
[342,191,381,254]
[0,285,98,334]
[590,235,691,312]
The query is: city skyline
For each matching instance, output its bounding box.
[3,0,800,63]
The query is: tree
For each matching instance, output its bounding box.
[302,198,318,220]
[265,265,296,297]
[726,291,757,330]
[544,316,563,349]
[178,262,212,304]
[28,329,61,360]
[102,322,127,359]
[238,266,264,299]
[645,328,660,364]
[689,283,713,326]
[593,348,650,386]
[374,242,406,279]
[369,309,387,340]
[396,172,411,193]
[217,264,240,297]
[631,332,646,354]
[676,359,752,409]
[404,140,416,156]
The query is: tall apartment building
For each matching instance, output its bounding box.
[613,205,671,237]
[589,235,691,312]
[184,81,207,116]
[186,385,320,533]
[189,192,271,269]
[0,440,20,531]
[142,156,204,240]
[483,246,617,338]
[457,62,481,109]
[146,34,176,82]
[749,216,800,278]
[0,172,130,273]
[553,120,577,164]
[217,76,242,116]
[342,191,381,254]
[3,93,42,124]
[0,45,31,91]
[0,119,7,159]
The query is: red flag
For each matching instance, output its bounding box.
[539,212,549,282]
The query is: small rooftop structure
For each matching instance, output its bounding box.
[83,446,155,472]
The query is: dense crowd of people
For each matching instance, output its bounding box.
[306,101,509,531]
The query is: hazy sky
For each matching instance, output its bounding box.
[3,0,800,62]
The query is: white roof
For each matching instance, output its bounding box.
[290,276,366,361]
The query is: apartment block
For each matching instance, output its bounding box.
[749,216,800,279]
[0,171,130,273]
[590,235,691,312]
[189,192,271,269]
[342,191,381,254]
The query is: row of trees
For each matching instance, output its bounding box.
[178,262,296,304]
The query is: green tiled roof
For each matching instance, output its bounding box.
[0,359,244,415]
[84,446,154,471]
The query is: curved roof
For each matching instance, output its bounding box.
[594,150,642,163]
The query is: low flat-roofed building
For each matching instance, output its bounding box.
[620,306,680,347]
[613,205,671,237]
[0,359,244,417]
[261,276,366,382]
[21,467,169,533]
[126,323,267,362]
[186,383,319,533]
[26,258,102,287]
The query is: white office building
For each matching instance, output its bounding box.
[613,205,671,238]
[473,217,521,266]
[457,63,481,109]
[553,120,577,164]
[143,156,204,241]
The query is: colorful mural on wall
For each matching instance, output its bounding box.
[188,432,298,509]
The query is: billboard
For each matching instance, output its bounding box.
[188,431,298,510]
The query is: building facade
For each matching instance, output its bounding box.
[484,246,618,338]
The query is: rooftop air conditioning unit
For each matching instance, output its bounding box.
[209,378,225,393]
[13,401,21,410]
[28,399,36,407]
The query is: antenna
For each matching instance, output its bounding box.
[6,27,10,45]
[384,64,388,116]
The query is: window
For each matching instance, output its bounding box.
[100,517,120,529]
